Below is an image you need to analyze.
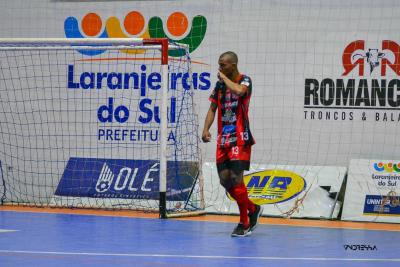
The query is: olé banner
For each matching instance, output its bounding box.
[342,159,400,223]
[55,157,198,201]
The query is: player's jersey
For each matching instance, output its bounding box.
[209,74,255,148]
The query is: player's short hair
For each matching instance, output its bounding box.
[219,51,238,64]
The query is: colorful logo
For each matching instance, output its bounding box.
[373,162,400,173]
[64,11,207,57]
[342,40,400,76]
[228,169,306,205]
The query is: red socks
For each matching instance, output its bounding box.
[228,183,256,227]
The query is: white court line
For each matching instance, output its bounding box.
[0,229,17,233]
[0,250,398,262]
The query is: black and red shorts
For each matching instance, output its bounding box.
[216,145,251,172]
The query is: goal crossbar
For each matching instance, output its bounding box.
[0,38,186,49]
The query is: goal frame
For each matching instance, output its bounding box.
[0,37,202,219]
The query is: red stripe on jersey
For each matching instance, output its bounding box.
[208,74,255,148]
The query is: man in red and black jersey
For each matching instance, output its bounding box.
[202,51,263,237]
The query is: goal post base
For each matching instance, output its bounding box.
[159,192,167,219]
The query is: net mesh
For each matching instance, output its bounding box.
[0,40,203,214]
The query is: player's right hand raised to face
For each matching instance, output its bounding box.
[202,130,211,143]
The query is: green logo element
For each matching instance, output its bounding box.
[149,15,207,57]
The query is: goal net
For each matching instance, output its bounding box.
[0,38,204,217]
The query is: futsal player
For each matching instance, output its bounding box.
[202,51,263,237]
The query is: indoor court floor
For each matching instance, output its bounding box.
[0,206,399,267]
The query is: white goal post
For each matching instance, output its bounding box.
[0,38,204,218]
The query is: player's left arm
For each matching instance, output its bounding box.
[218,72,249,96]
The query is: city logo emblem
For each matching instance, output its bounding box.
[373,162,400,173]
[64,11,207,57]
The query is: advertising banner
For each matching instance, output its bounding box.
[203,162,346,219]
[55,157,198,200]
[342,159,400,223]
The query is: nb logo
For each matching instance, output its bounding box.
[96,163,115,193]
